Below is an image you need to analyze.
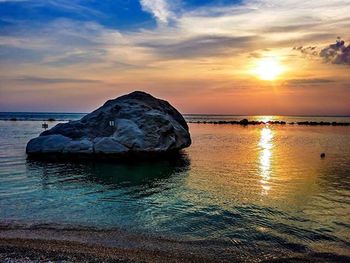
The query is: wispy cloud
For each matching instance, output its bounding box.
[285,78,335,86]
[8,76,103,84]
[2,1,350,66]
[141,35,257,59]
[140,0,175,25]
[0,0,102,16]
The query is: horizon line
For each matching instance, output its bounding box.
[1,111,350,118]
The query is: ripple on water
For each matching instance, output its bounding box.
[0,121,350,258]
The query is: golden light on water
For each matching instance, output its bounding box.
[259,127,273,195]
[259,116,275,123]
[253,57,285,81]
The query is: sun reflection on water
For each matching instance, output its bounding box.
[259,127,274,195]
[260,116,274,123]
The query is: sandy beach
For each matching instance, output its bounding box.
[1,237,349,263]
[1,238,217,263]
[1,223,350,263]
[0,222,236,263]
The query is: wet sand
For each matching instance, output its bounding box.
[0,223,225,263]
[0,237,214,263]
[1,223,349,263]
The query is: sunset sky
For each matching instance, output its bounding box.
[0,0,349,115]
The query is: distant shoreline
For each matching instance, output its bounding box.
[2,118,350,126]
[188,120,350,126]
[1,112,350,124]
[1,112,350,117]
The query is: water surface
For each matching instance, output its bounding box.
[0,118,350,259]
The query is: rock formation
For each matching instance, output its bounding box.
[26,91,191,159]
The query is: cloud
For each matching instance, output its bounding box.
[320,39,350,65]
[248,52,262,58]
[0,45,45,63]
[0,0,102,17]
[285,78,335,86]
[139,0,174,25]
[0,19,145,68]
[1,1,350,89]
[296,38,350,65]
[141,35,257,59]
[1,0,350,114]
[7,76,103,84]
[2,0,350,66]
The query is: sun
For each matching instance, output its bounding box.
[253,57,284,81]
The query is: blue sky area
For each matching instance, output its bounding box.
[0,0,241,30]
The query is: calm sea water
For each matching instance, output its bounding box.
[0,113,350,259]
[1,111,350,123]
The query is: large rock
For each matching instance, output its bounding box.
[26,91,191,158]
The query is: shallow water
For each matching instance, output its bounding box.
[0,119,350,259]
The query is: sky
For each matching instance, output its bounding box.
[0,0,349,115]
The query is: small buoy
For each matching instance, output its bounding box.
[320,153,326,158]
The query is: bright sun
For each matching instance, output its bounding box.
[253,57,284,81]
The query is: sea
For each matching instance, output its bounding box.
[0,112,350,261]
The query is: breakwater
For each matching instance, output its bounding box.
[188,119,350,126]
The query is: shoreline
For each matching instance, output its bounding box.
[1,237,349,263]
[0,223,216,263]
[1,237,217,263]
[0,224,239,263]
[1,223,349,262]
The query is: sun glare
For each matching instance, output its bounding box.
[253,57,284,81]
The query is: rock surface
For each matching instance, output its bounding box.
[26,91,191,158]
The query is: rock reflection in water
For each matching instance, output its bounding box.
[26,153,190,195]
